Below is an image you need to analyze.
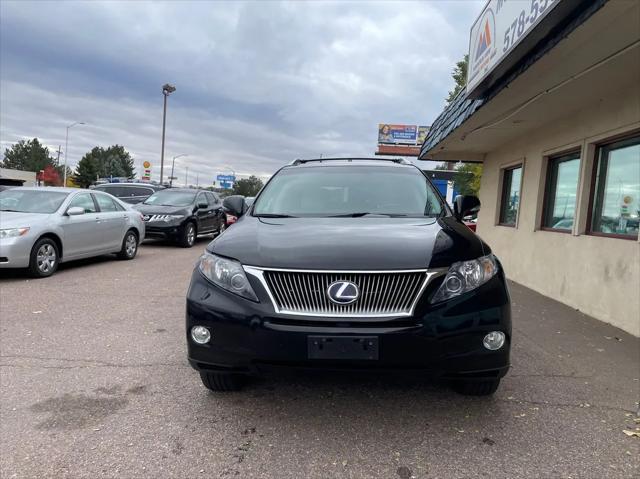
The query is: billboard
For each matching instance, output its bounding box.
[378,124,430,145]
[417,126,430,145]
[216,174,235,190]
[466,0,562,97]
[378,124,417,145]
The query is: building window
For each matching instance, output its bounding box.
[590,136,640,239]
[499,165,522,226]
[542,152,581,231]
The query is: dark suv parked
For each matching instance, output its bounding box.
[92,182,164,204]
[135,188,226,247]
[186,158,511,395]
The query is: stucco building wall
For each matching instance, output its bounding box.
[476,83,640,336]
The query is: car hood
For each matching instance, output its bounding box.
[134,204,190,215]
[209,216,488,270]
[0,211,54,228]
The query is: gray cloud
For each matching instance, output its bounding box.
[1,0,482,183]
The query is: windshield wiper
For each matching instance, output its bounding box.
[253,213,297,218]
[0,209,22,212]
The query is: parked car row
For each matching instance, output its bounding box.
[0,186,229,277]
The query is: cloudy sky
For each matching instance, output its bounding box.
[0,0,482,184]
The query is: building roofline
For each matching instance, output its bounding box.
[419,0,608,160]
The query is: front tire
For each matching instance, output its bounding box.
[199,372,244,392]
[28,238,59,278]
[452,378,501,396]
[179,222,196,248]
[117,230,138,260]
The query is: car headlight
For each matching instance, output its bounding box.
[0,227,29,239]
[198,252,258,301]
[431,254,498,303]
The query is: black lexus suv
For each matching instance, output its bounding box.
[186,158,511,395]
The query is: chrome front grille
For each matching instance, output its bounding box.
[245,267,438,317]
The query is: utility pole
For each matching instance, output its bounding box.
[170,154,187,187]
[185,166,189,187]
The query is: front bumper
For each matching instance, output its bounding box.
[0,236,33,268]
[143,222,182,240]
[186,268,511,378]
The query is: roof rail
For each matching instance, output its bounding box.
[289,157,412,166]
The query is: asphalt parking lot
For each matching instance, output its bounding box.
[1,239,638,479]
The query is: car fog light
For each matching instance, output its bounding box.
[483,331,505,350]
[191,326,211,344]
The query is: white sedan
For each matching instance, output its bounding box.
[0,187,145,277]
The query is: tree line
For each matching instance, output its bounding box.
[1,139,135,188]
[1,138,265,195]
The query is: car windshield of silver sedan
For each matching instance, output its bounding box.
[0,190,69,214]
[253,166,444,218]
[143,190,196,207]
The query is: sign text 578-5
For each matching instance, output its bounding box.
[503,0,556,53]
[466,0,561,96]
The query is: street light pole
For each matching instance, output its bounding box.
[63,121,85,186]
[159,83,176,185]
[170,154,187,187]
[185,166,189,187]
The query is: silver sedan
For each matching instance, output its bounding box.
[0,187,145,277]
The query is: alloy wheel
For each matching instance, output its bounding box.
[125,234,137,257]
[37,244,57,273]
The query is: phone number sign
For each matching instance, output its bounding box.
[466,0,561,98]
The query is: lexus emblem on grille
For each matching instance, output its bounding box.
[327,280,360,305]
[142,215,150,221]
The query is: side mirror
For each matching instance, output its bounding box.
[454,195,480,221]
[198,202,209,209]
[223,195,246,218]
[66,206,85,216]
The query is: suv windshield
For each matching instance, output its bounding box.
[143,190,196,207]
[253,165,444,217]
[0,189,69,214]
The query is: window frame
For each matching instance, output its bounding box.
[93,193,120,213]
[67,192,98,214]
[196,192,208,207]
[498,164,523,227]
[586,134,640,241]
[540,150,581,234]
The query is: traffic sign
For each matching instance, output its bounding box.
[216,174,235,182]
